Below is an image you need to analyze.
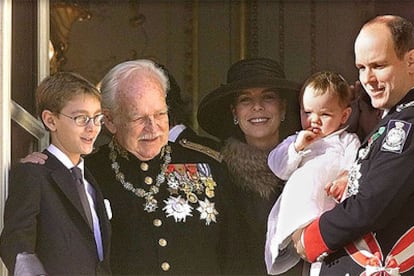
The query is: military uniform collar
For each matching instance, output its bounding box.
[389,88,414,114]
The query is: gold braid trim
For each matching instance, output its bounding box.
[178,139,223,163]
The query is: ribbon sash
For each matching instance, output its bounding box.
[345,227,414,275]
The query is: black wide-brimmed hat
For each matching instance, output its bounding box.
[197,58,300,140]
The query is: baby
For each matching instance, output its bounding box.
[265,71,360,275]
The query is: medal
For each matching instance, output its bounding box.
[347,126,386,197]
[163,196,193,222]
[144,197,158,213]
[197,198,219,225]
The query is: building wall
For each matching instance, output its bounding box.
[57,0,414,131]
[9,0,414,162]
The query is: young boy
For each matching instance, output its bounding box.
[0,72,111,275]
[265,71,360,275]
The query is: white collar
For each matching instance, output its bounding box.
[47,144,84,172]
[168,124,187,142]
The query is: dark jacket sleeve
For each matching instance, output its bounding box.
[0,164,42,272]
[319,113,414,251]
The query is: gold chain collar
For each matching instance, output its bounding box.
[108,139,172,213]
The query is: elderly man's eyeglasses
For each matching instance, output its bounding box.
[59,113,105,126]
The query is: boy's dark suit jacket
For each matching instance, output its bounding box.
[0,150,111,275]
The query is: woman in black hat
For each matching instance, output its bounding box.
[197,58,301,275]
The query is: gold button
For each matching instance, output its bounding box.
[140,162,149,171]
[161,262,170,271]
[158,238,167,247]
[144,176,153,185]
[153,219,162,227]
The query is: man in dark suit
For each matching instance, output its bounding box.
[86,59,240,275]
[0,72,111,275]
[292,15,414,275]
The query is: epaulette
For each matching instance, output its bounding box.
[178,139,223,163]
[396,100,414,112]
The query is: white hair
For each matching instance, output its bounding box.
[99,59,169,114]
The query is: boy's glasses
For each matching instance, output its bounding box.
[59,113,105,126]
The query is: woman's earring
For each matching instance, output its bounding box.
[233,117,239,125]
[280,114,285,122]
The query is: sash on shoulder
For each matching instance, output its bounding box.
[344,227,414,275]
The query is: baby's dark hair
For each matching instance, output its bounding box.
[299,71,352,109]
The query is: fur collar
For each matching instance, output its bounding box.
[222,138,284,199]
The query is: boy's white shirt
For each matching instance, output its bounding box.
[265,128,360,275]
[47,144,105,260]
[47,145,92,209]
[47,144,83,170]
[48,144,112,220]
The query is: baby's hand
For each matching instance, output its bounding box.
[325,179,347,203]
[294,128,321,152]
[325,171,348,202]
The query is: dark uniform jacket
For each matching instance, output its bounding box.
[303,90,414,275]
[0,151,112,275]
[87,140,239,275]
[175,127,221,151]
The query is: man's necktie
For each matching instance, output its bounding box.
[71,167,94,229]
[71,166,104,261]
